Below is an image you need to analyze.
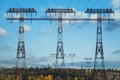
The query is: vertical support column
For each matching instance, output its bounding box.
[55,16,65,68]
[16,12,28,80]
[16,12,26,69]
[93,13,106,80]
[16,26,26,68]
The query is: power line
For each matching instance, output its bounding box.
[0,20,10,24]
[38,0,45,7]
[10,0,23,8]
[67,0,72,8]
[76,0,91,20]
[91,0,100,8]
[82,0,91,11]
[14,0,23,8]
[0,8,7,12]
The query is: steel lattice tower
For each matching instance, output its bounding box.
[15,10,26,68]
[7,8,37,69]
[56,15,64,68]
[7,8,114,70]
[7,8,37,80]
[46,9,75,68]
[17,21,26,68]
[85,9,114,80]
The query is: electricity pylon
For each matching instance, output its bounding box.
[85,8,114,80]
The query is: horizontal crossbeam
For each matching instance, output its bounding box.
[7,18,114,21]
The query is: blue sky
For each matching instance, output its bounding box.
[0,0,120,68]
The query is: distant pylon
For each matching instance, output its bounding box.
[85,58,92,74]
[50,54,56,68]
[69,54,75,67]
[85,8,114,80]
[46,8,75,68]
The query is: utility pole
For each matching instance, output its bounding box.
[69,54,75,67]
[85,8,114,80]
[7,8,37,80]
[46,8,75,68]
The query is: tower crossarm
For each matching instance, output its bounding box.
[85,8,114,13]
[46,8,76,14]
[7,8,37,13]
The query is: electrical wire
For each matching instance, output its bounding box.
[0,20,10,23]
[74,0,91,20]
[10,0,23,8]
[38,0,45,7]
[67,0,71,8]
[14,0,23,8]
[82,0,91,11]
[0,8,7,12]
[90,0,100,8]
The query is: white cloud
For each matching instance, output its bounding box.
[105,9,120,32]
[40,29,52,34]
[27,56,51,66]
[0,27,7,36]
[4,13,20,23]
[111,0,120,9]
[91,14,97,18]
[46,8,88,24]
[40,7,46,12]
[24,25,31,32]
[113,10,120,19]
[112,50,120,55]
[0,56,51,68]
[4,13,20,18]
[63,11,88,24]
[76,12,88,18]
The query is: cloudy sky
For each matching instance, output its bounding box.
[0,0,120,68]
